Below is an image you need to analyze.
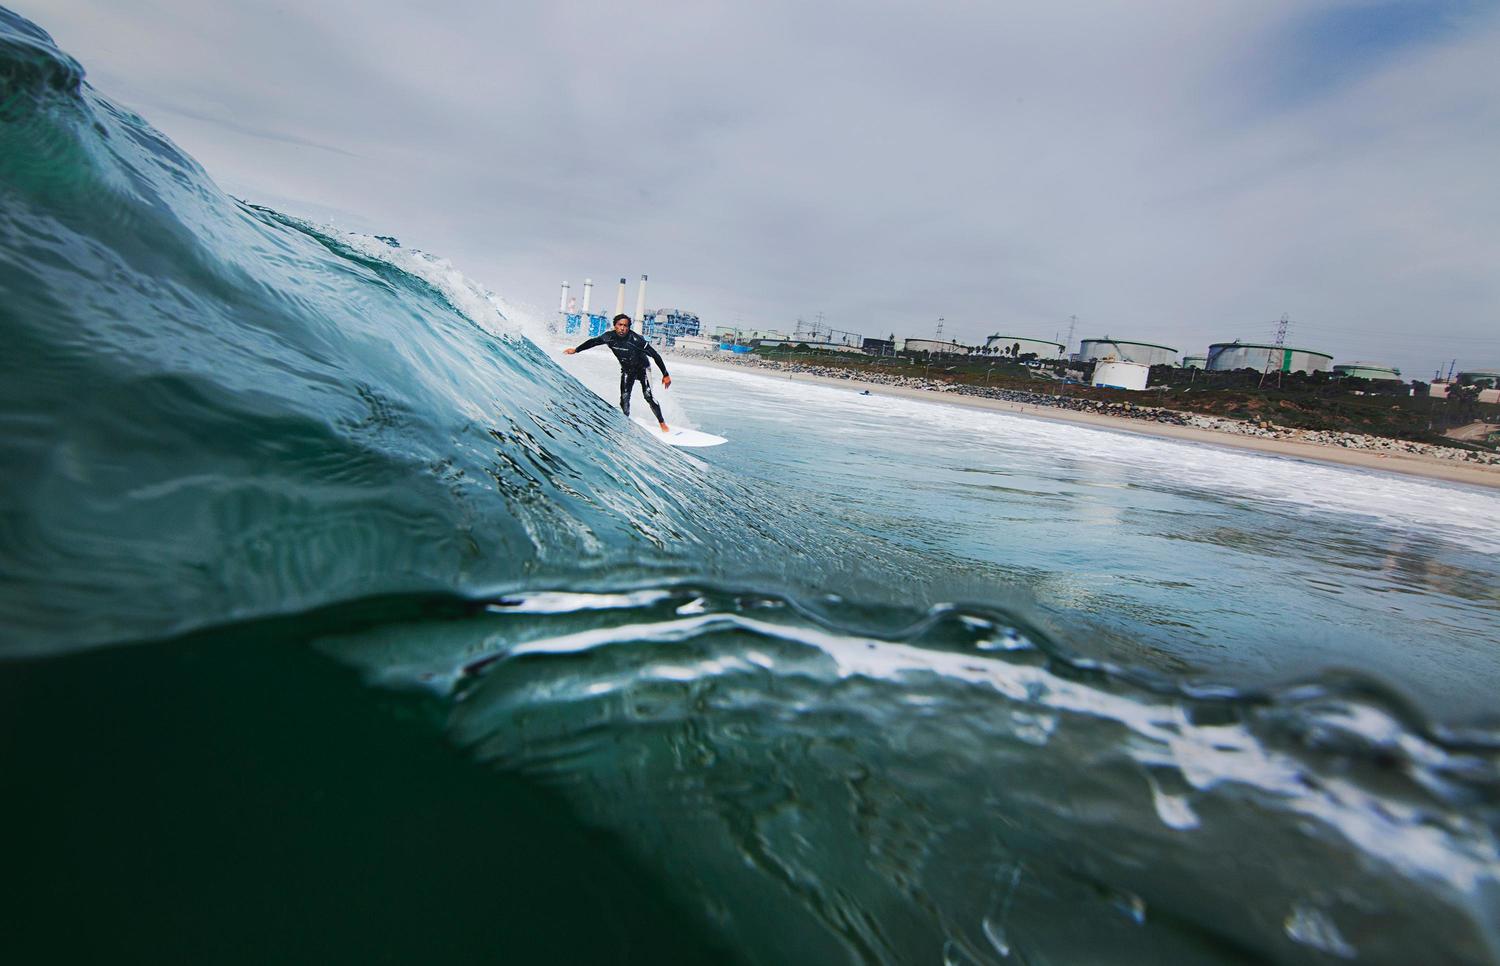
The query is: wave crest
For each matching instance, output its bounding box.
[0,10,83,105]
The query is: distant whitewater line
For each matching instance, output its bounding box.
[678,353,1500,488]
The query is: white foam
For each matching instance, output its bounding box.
[677,361,1500,554]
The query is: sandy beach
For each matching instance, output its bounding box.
[676,355,1500,490]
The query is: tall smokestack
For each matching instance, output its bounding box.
[581,278,593,314]
[634,274,648,326]
[558,281,570,313]
[614,277,627,317]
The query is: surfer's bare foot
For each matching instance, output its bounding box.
[659,422,670,432]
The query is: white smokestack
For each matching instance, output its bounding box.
[558,281,570,313]
[614,277,627,317]
[634,274,648,325]
[581,278,593,313]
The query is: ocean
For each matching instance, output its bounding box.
[3,9,1499,964]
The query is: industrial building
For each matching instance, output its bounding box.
[1458,369,1500,388]
[710,325,790,344]
[1207,341,1333,374]
[1182,355,1207,369]
[984,335,1065,359]
[670,334,719,352]
[792,318,864,349]
[643,308,702,344]
[902,338,972,356]
[1332,362,1401,381]
[1077,338,1178,366]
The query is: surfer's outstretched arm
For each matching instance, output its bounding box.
[646,343,671,387]
[564,336,605,355]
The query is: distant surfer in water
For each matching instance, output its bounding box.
[564,313,672,431]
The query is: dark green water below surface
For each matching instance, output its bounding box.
[0,629,731,964]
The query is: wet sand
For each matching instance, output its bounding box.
[676,357,1500,490]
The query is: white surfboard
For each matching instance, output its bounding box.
[631,416,727,448]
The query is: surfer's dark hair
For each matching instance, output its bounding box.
[613,314,631,324]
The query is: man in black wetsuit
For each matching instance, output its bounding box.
[564,313,673,431]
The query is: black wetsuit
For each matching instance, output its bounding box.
[572,329,670,422]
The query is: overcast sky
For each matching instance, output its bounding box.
[30,0,1500,376]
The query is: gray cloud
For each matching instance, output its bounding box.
[32,0,1500,375]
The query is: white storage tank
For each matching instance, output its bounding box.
[1077,338,1178,366]
[903,338,972,356]
[984,335,1065,358]
[1458,369,1500,389]
[1207,341,1333,374]
[1333,361,1401,380]
[1182,355,1207,369]
[1092,360,1151,391]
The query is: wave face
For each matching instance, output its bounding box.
[0,8,919,655]
[4,10,1499,965]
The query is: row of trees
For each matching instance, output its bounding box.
[1147,365,1423,396]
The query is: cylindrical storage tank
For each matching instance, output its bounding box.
[1207,341,1333,374]
[1333,362,1401,380]
[1077,338,1178,366]
[1092,360,1150,391]
[903,338,971,356]
[984,335,1065,358]
[1457,369,1500,388]
[1182,355,1207,369]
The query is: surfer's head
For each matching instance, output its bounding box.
[612,314,631,332]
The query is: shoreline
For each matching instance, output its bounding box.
[675,355,1500,490]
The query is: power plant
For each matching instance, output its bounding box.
[559,275,654,338]
[558,277,608,336]
[552,281,1483,394]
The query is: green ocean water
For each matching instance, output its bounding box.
[3,9,1499,963]
[1,616,731,963]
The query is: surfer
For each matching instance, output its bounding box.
[564,314,672,431]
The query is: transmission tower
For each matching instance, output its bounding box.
[1259,313,1290,389]
[935,316,945,341]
